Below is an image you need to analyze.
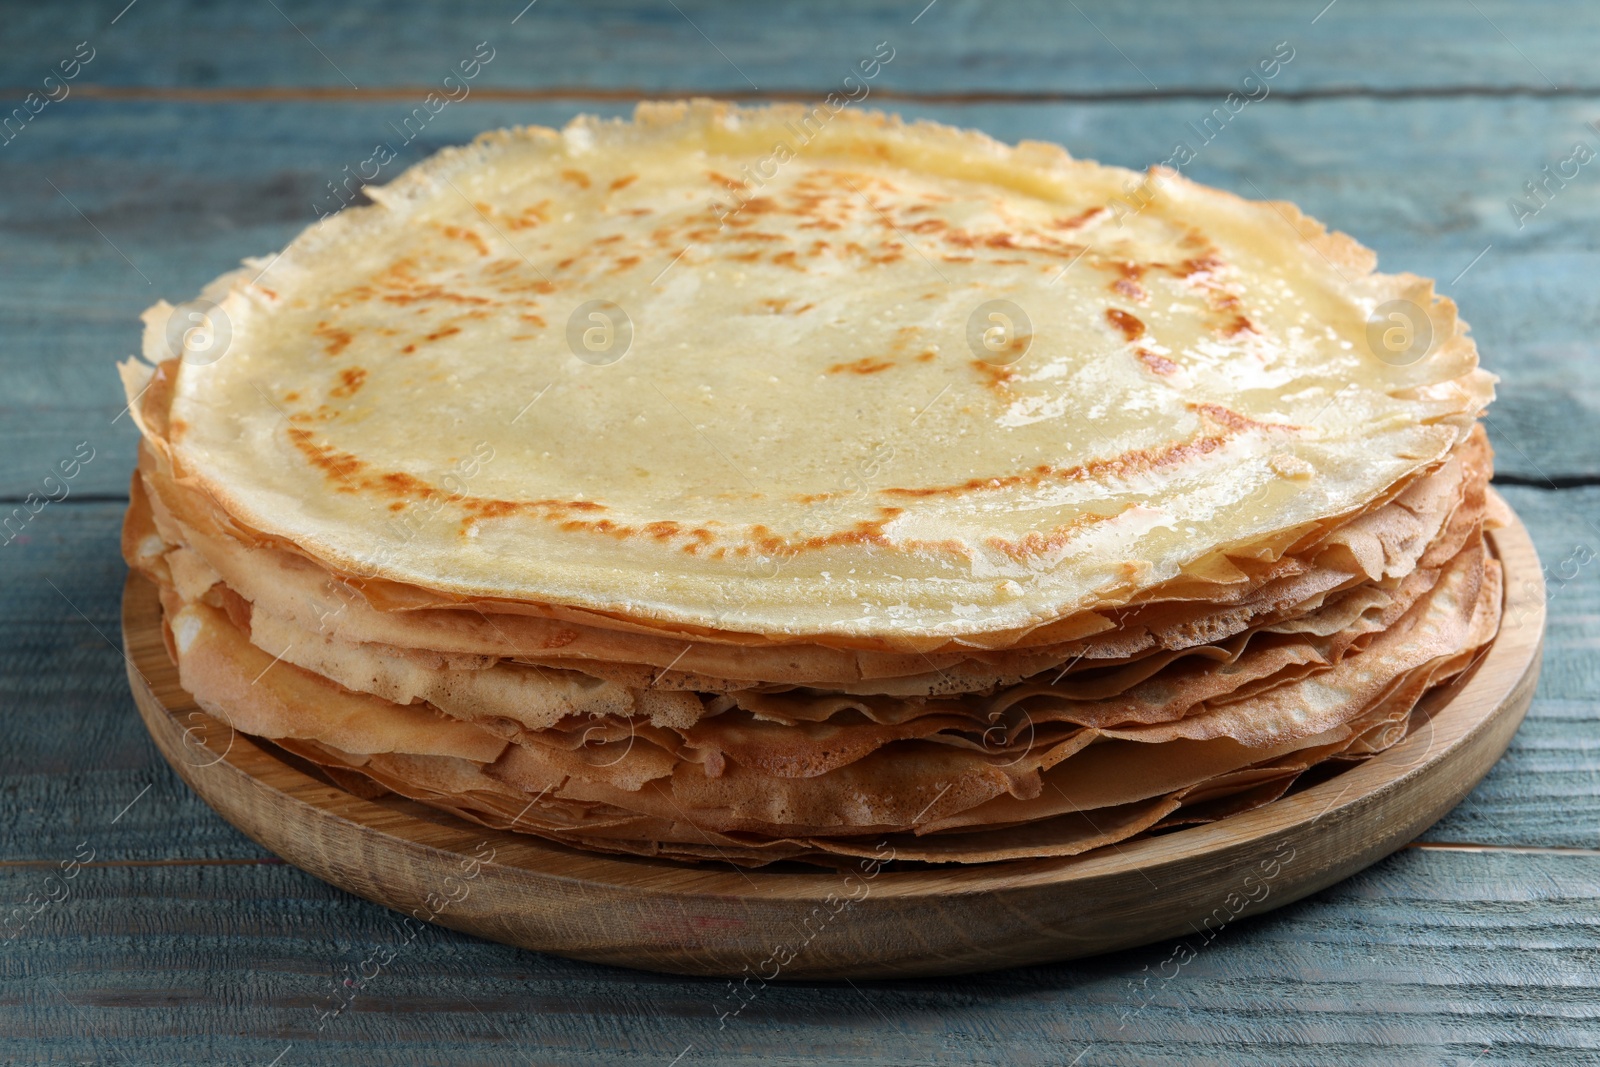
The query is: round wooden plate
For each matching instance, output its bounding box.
[121,493,1545,980]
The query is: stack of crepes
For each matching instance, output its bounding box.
[119,103,1501,866]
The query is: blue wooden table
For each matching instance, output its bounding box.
[3,2,1599,1063]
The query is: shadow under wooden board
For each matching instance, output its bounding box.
[119,492,1545,981]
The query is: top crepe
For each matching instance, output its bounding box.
[124,101,1493,643]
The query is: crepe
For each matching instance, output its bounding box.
[121,99,1492,647]
[118,103,1501,868]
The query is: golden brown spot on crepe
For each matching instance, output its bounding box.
[749,518,892,553]
[287,428,366,488]
[439,225,491,258]
[521,499,601,515]
[611,255,642,273]
[314,322,353,357]
[425,325,462,343]
[1112,277,1147,301]
[1136,348,1179,375]
[454,496,617,542]
[885,324,919,351]
[1173,253,1226,280]
[287,403,337,425]
[505,201,551,231]
[380,286,494,308]
[759,298,806,315]
[401,343,417,354]
[380,471,436,499]
[461,498,519,519]
[985,508,1127,562]
[883,432,1241,499]
[772,250,804,271]
[507,278,556,297]
[520,313,547,328]
[682,527,716,555]
[916,349,937,362]
[1226,314,1259,336]
[1053,206,1107,230]
[560,169,591,189]
[1188,402,1300,434]
[1106,308,1146,342]
[284,430,626,528]
[733,508,967,560]
[330,367,368,398]
[829,358,896,376]
[970,359,1019,392]
[565,518,636,540]
[643,521,682,541]
[283,391,300,403]
[609,175,638,191]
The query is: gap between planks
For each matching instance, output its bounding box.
[8,84,1600,105]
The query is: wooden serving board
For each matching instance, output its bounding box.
[120,495,1545,981]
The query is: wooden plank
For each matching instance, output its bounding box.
[0,498,268,863]
[1,486,1595,863]
[1,848,1597,1063]
[3,97,1599,498]
[3,0,1595,96]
